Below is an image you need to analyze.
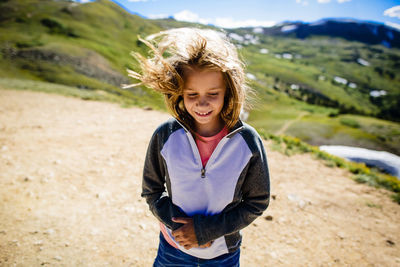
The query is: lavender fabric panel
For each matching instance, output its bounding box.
[160,129,252,217]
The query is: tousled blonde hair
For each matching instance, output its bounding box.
[124,27,250,131]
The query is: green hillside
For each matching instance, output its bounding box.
[0,0,164,109]
[0,0,399,155]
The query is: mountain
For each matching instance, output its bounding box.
[258,19,400,49]
[0,0,399,155]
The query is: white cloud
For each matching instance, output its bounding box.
[128,0,149,2]
[337,0,351,3]
[384,6,400,19]
[317,0,331,3]
[214,17,276,28]
[172,10,276,29]
[296,0,309,6]
[385,21,400,31]
[173,10,210,25]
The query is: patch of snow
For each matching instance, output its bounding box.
[228,33,244,42]
[334,76,347,85]
[283,53,293,59]
[348,83,357,89]
[290,84,300,90]
[260,48,269,54]
[253,27,263,34]
[357,58,370,66]
[281,25,298,33]
[370,90,387,97]
[319,145,400,178]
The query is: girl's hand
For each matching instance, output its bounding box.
[171,217,199,249]
[199,241,213,248]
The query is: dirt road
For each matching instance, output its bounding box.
[0,89,399,266]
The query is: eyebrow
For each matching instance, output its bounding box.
[184,87,223,91]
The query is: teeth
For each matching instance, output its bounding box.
[197,111,210,115]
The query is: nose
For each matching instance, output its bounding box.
[197,95,209,107]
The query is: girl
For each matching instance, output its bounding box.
[126,27,270,266]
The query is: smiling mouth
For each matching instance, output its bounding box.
[195,111,212,117]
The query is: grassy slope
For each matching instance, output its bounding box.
[0,0,165,109]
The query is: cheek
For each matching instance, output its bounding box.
[183,97,194,110]
[213,96,226,109]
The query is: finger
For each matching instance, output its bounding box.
[172,217,190,224]
[171,231,182,240]
[183,244,193,250]
[199,243,211,248]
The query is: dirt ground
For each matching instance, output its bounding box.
[0,89,399,267]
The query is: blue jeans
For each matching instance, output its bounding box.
[153,233,240,267]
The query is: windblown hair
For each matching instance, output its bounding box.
[124,27,250,131]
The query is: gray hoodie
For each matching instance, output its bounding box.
[142,118,270,259]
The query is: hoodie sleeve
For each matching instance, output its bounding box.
[193,134,270,245]
[141,126,187,230]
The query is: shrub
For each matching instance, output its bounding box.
[40,18,79,37]
[340,117,360,128]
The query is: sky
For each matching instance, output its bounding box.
[74,0,400,30]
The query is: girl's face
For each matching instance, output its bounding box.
[183,68,227,136]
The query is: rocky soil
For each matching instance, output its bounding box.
[0,89,399,266]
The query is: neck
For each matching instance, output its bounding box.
[195,119,225,137]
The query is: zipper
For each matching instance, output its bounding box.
[175,119,244,179]
[201,168,206,178]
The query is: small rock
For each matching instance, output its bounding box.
[337,232,346,240]
[124,206,135,213]
[34,240,43,246]
[143,106,153,111]
[0,230,6,235]
[269,251,278,259]
[44,229,55,235]
[139,223,147,230]
[53,160,62,165]
[287,194,298,202]
[386,239,395,246]
[271,195,276,200]
[265,215,273,221]
[298,200,306,209]
[53,256,62,261]
[24,176,32,182]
